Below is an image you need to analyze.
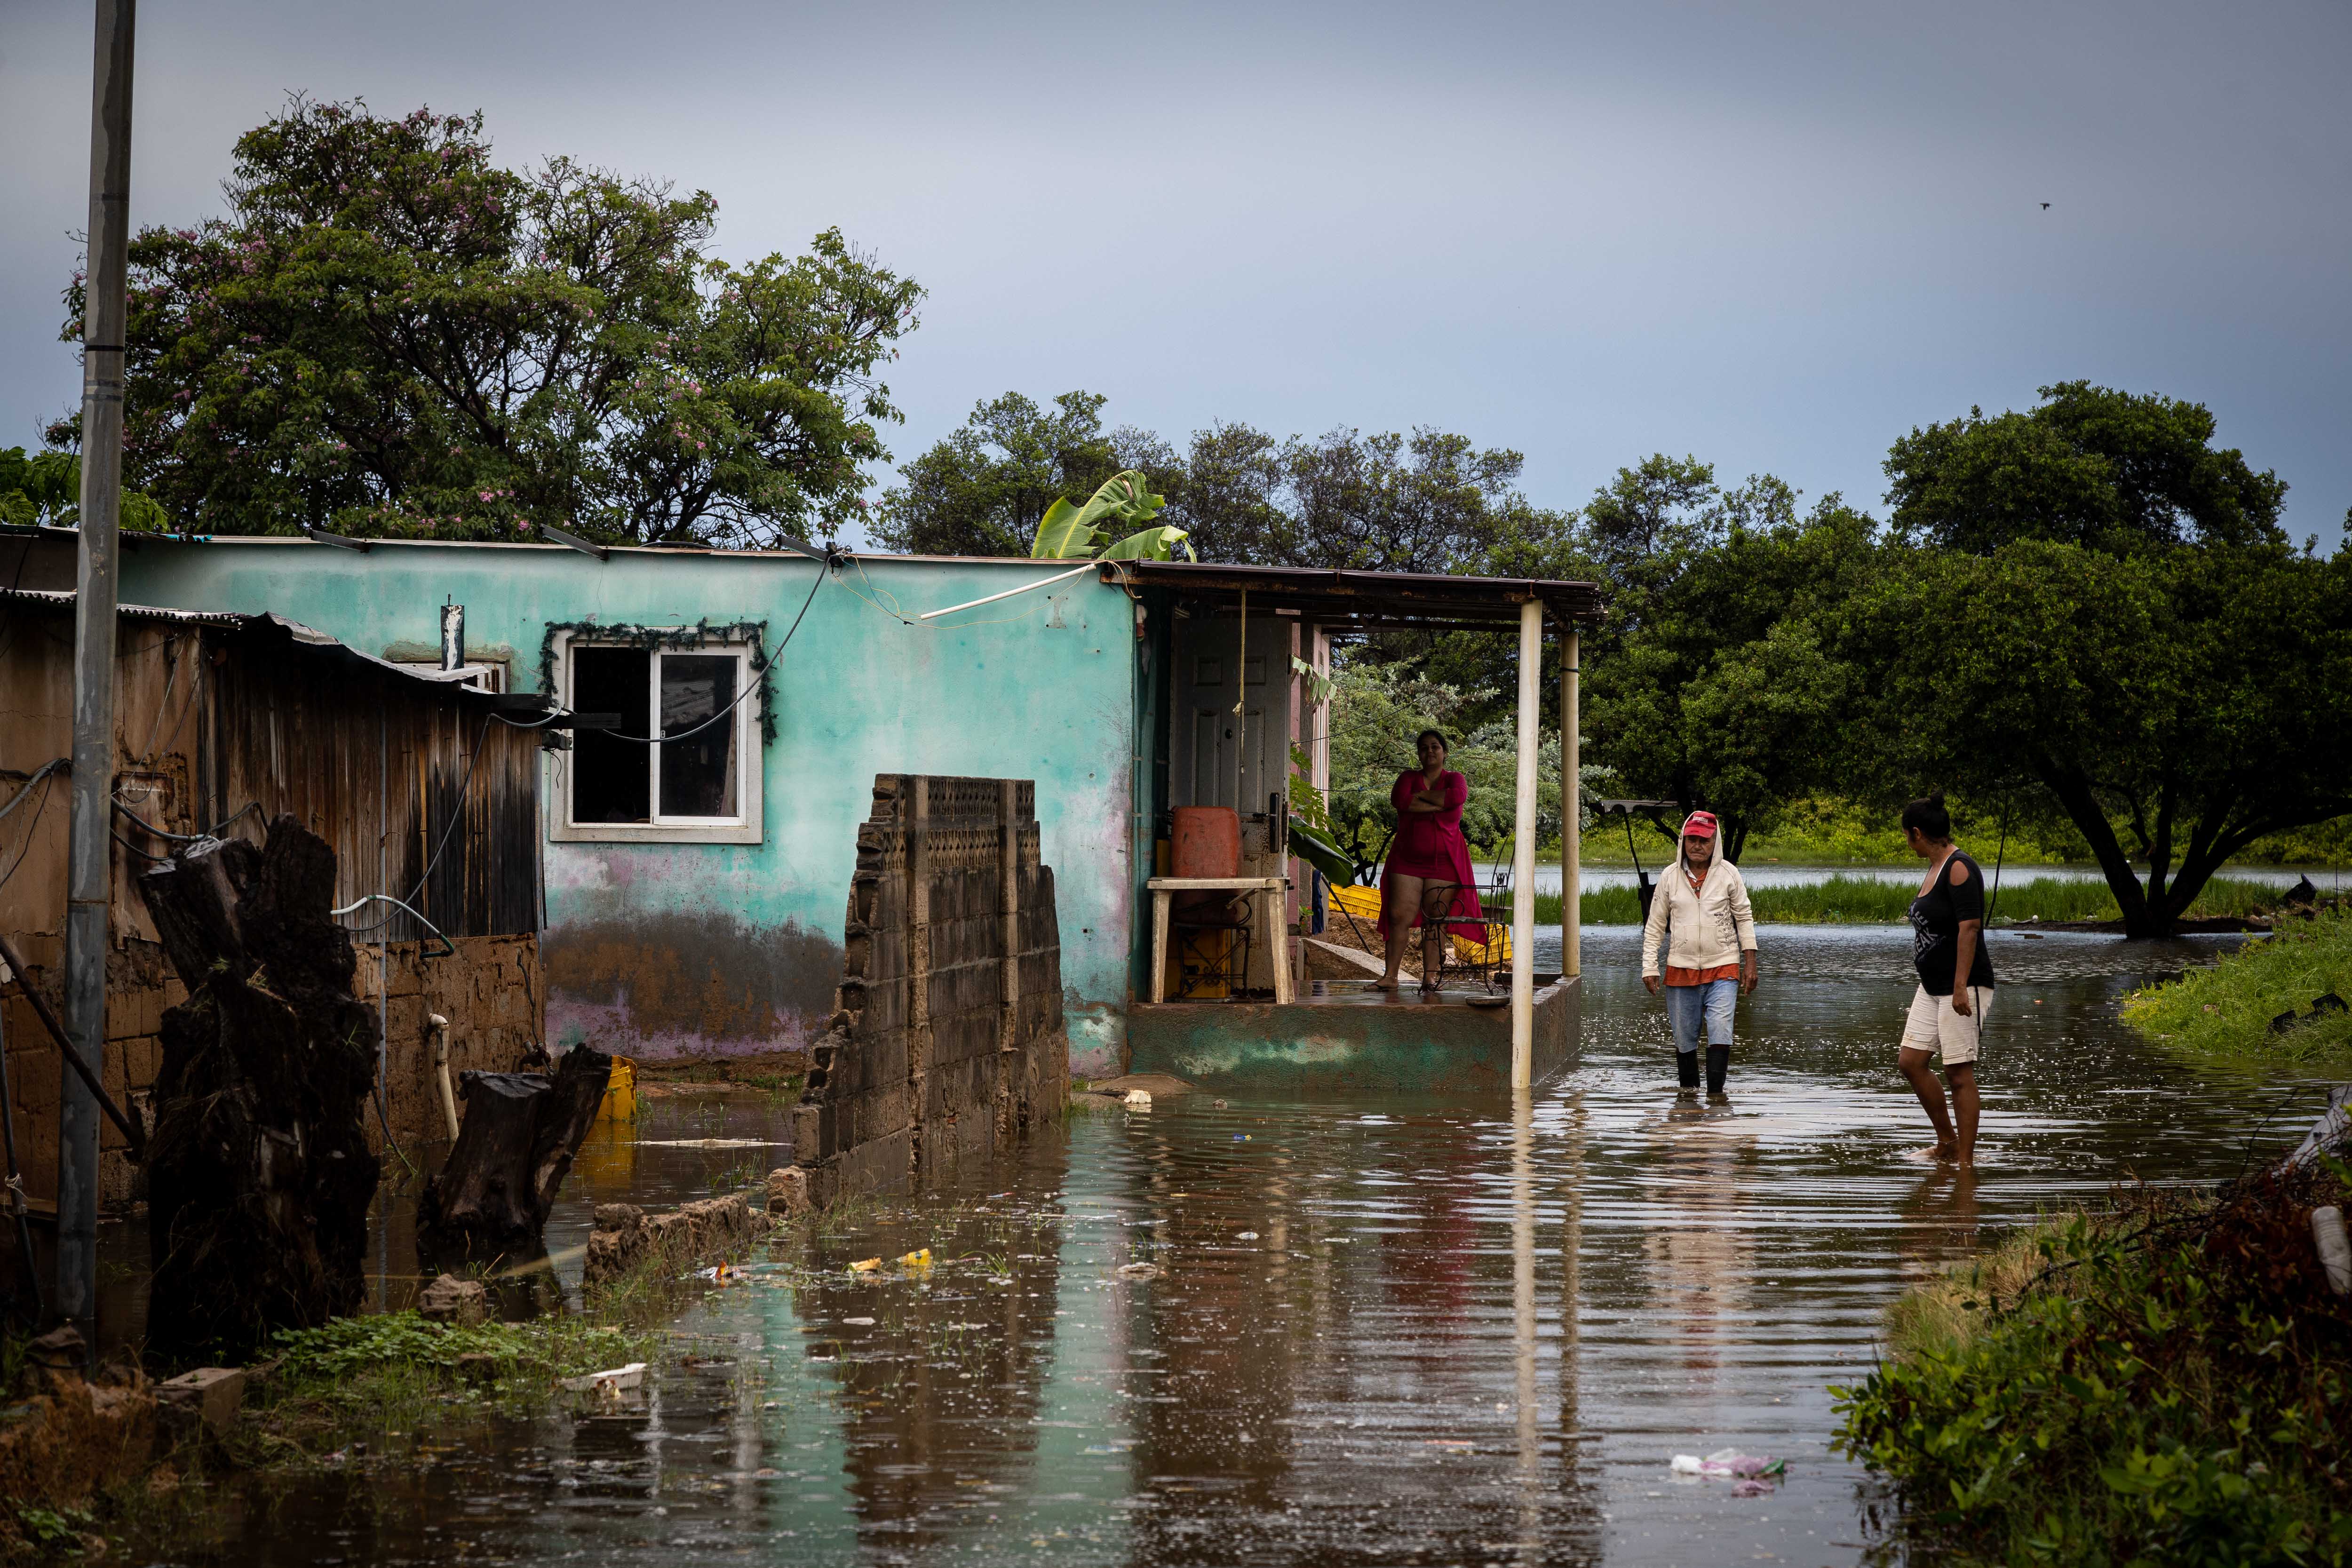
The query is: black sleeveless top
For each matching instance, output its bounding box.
[1909,851,1997,996]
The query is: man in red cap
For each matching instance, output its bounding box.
[1640,811,1758,1095]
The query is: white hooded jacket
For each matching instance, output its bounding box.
[1640,854,1758,979]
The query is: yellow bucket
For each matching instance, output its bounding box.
[597,1055,638,1122]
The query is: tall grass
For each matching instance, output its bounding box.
[1496,874,2286,926]
[2122,907,2352,1064]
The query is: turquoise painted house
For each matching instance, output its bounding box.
[114,535,1599,1081]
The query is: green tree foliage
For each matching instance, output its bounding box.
[1851,537,2352,935]
[0,447,169,532]
[1568,457,1870,861]
[869,391,1145,556]
[1859,383,2347,935]
[1311,661,1587,882]
[1884,381,2287,555]
[878,392,1545,573]
[52,97,920,546]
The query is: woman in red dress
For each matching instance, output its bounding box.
[1378,729,1485,993]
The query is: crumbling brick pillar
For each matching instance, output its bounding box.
[793,776,1066,1205]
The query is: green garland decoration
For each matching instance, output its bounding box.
[536,618,777,746]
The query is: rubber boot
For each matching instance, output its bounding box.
[1705,1045,1730,1096]
[1676,1050,1700,1090]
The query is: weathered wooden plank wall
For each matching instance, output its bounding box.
[1,596,545,1208]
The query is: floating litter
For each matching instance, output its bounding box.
[560,1362,646,1394]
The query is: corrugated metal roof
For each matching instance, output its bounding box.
[0,587,527,705]
[0,585,243,626]
[1099,559,1605,628]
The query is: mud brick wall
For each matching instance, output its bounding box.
[794,776,1067,1205]
[2,932,540,1206]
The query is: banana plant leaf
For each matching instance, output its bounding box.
[1031,497,1097,559]
[1288,823,1358,890]
[1030,470,1168,558]
[1098,524,1195,562]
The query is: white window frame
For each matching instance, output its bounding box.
[549,628,764,845]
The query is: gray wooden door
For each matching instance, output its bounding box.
[1174,616,1279,812]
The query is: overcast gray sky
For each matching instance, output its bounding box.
[5,0,2348,548]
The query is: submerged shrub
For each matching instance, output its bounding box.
[1835,1170,2352,1565]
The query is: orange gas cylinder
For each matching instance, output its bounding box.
[1171,806,1241,879]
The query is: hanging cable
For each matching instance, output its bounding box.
[0,759,68,829]
[334,710,494,927]
[0,764,65,899]
[111,797,263,846]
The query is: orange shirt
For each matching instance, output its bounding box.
[1664,963,1742,987]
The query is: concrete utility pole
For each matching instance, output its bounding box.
[58,0,136,1331]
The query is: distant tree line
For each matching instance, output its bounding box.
[39,99,2351,937]
[877,382,2351,937]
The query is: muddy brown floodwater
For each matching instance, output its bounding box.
[131,924,2325,1567]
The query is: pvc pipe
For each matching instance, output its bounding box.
[917,561,1094,621]
[427,1013,460,1143]
[2314,1205,2351,1294]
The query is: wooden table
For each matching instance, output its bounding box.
[1146,876,1292,1005]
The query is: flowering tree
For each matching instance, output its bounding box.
[51,97,922,547]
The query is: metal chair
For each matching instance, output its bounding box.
[1433,863,1514,992]
[1170,888,1255,999]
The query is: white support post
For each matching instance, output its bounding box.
[1561,628,1581,981]
[1510,599,1542,1087]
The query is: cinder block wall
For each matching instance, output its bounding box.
[795,775,1067,1204]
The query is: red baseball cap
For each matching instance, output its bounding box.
[1681,811,1719,839]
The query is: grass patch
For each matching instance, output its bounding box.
[1497,874,2288,926]
[239,1305,657,1462]
[1836,1168,2352,1565]
[2123,907,2352,1066]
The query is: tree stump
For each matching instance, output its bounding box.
[136,818,380,1366]
[417,1046,610,1252]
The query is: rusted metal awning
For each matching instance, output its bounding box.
[1100,560,1603,630]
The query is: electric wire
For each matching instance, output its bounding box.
[583,561,826,746]
[334,710,495,928]
[110,797,263,846]
[0,764,64,900]
[0,759,69,829]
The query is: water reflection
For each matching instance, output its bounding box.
[151,924,2330,1567]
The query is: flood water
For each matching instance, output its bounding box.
[144,924,2329,1567]
[1517,860,2336,895]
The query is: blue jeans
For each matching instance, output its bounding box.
[1666,978,1738,1055]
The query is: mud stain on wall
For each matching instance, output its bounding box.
[544,911,842,1059]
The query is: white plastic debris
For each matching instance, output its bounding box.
[560,1362,646,1394]
[1124,1089,1152,1108]
[1117,1262,1161,1281]
[2313,1205,2352,1293]
[1671,1448,1785,1480]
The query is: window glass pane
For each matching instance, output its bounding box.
[658,654,739,819]
[572,647,651,823]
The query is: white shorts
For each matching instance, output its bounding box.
[1901,983,1992,1067]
